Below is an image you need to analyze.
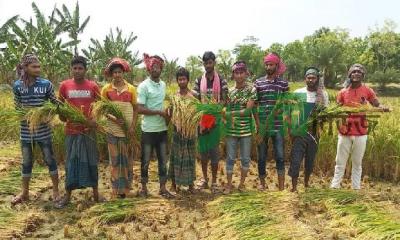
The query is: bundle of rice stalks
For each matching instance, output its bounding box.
[196,100,224,115]
[92,98,130,139]
[317,104,386,119]
[26,101,88,133]
[83,199,138,225]
[169,95,202,138]
[25,103,59,133]
[57,101,88,124]
[92,98,139,156]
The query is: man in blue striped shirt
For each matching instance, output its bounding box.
[254,53,289,191]
[11,54,59,205]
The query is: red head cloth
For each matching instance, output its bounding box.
[143,53,164,72]
[104,57,131,77]
[263,53,286,76]
[232,61,248,73]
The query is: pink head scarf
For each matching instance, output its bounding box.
[264,53,286,76]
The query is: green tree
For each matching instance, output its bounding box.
[185,55,203,81]
[267,43,284,57]
[82,28,141,81]
[281,40,308,81]
[303,28,348,87]
[233,36,265,79]
[161,54,179,82]
[0,3,75,83]
[216,49,234,81]
[56,1,90,56]
[365,20,400,89]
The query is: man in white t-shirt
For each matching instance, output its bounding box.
[289,67,329,192]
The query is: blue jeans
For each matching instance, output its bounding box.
[225,136,252,174]
[288,134,318,178]
[257,133,285,178]
[140,131,168,184]
[21,138,58,177]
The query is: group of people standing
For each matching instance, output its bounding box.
[11,50,388,207]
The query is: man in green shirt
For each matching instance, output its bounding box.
[223,61,256,194]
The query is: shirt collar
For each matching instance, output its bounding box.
[148,78,161,86]
[111,80,128,90]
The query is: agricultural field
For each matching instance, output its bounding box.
[0,82,399,240]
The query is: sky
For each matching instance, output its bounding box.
[1,0,399,65]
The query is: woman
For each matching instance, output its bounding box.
[168,67,197,193]
[224,61,256,194]
[101,58,137,198]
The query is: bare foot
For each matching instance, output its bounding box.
[11,194,29,206]
[238,184,246,192]
[196,178,209,190]
[54,196,70,209]
[139,188,149,197]
[223,186,232,195]
[159,190,175,199]
[52,190,61,202]
[258,184,267,191]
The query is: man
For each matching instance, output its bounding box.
[12,54,60,205]
[56,56,101,208]
[137,53,173,198]
[331,64,389,190]
[289,67,329,192]
[192,51,228,191]
[254,52,289,191]
[168,67,197,193]
[224,61,256,194]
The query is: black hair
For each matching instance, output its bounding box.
[152,55,164,64]
[176,67,190,81]
[71,56,88,69]
[233,60,247,66]
[202,51,216,62]
[109,63,123,73]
